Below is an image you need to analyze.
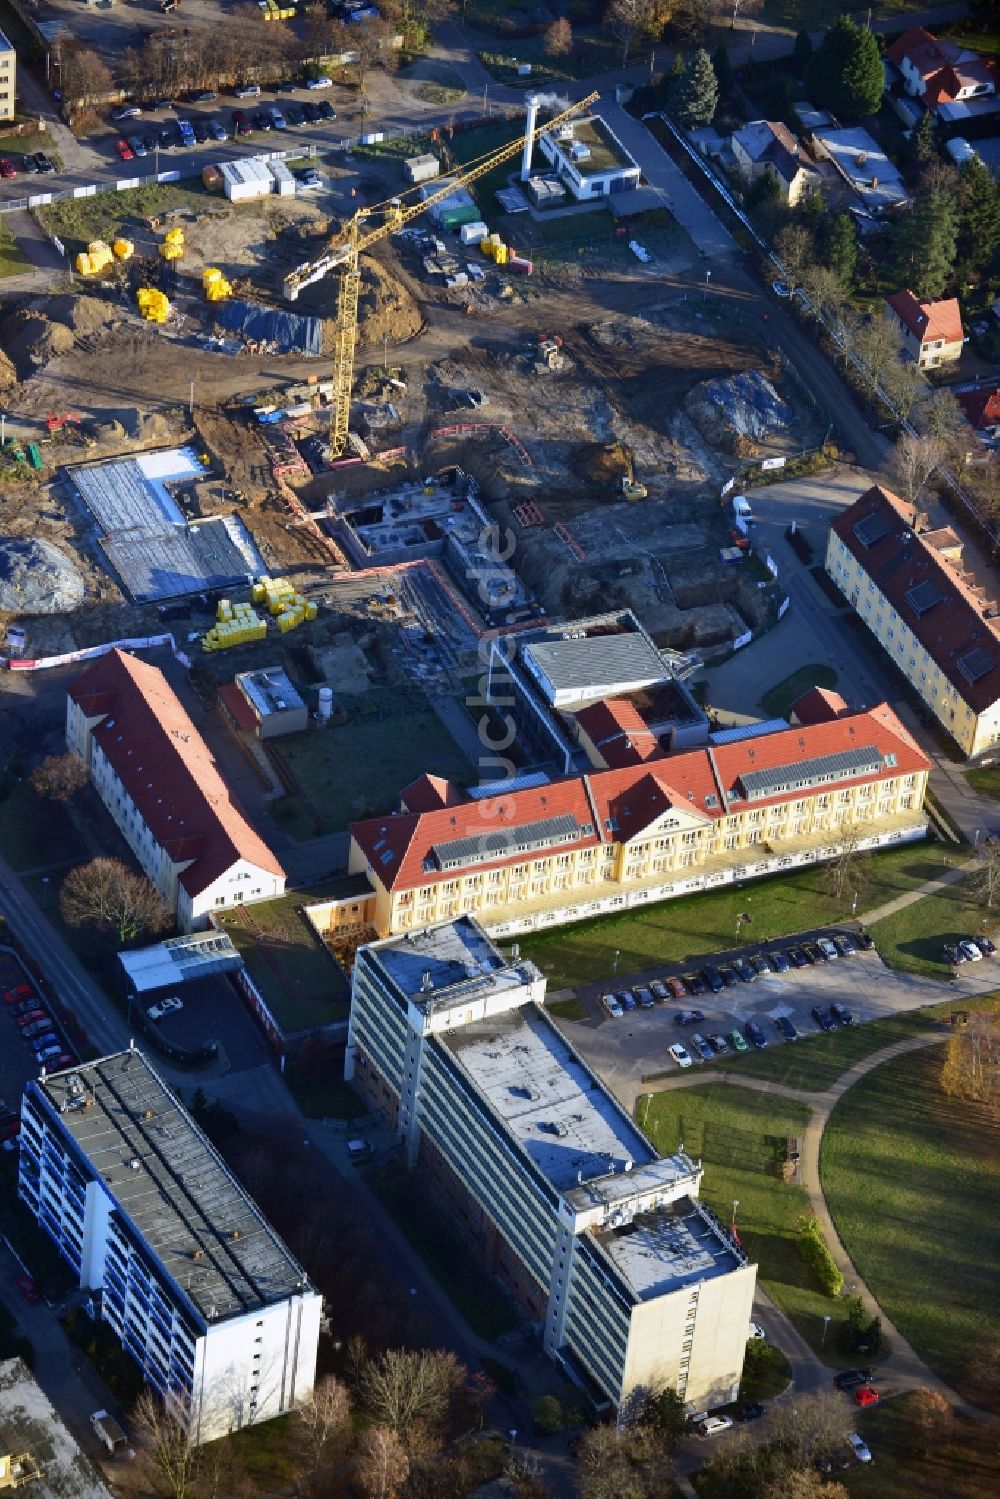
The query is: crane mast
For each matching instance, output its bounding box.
[284,91,600,457]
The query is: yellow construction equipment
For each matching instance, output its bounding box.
[283,91,599,458]
[619,451,647,502]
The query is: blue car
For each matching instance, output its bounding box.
[770,949,790,973]
[744,1020,767,1049]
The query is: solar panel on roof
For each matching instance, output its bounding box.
[853,512,891,548]
[957,646,996,685]
[904,580,946,616]
[739,744,883,801]
[431,812,584,871]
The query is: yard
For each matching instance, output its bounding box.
[215,883,350,1036]
[868,872,986,980]
[759,664,838,720]
[845,1394,1000,1499]
[964,764,1000,801]
[268,689,473,837]
[0,220,29,278]
[640,1085,865,1362]
[523,843,954,991]
[822,1046,1000,1409]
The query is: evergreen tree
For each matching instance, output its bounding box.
[669,47,719,127]
[822,211,858,290]
[712,40,732,96]
[793,27,813,73]
[890,182,957,299]
[805,16,883,119]
[910,108,937,165]
[958,156,1000,278]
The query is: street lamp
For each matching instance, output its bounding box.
[704,268,712,302]
[821,1314,831,1349]
[851,890,858,917]
[731,1198,739,1230]
[612,947,620,976]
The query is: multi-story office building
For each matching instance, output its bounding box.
[18,1049,320,1444]
[347,917,757,1415]
[0,31,14,123]
[827,484,1000,756]
[67,649,285,930]
[330,699,929,940]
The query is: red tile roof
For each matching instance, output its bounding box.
[886,290,964,347]
[399,774,467,813]
[573,697,665,768]
[886,26,961,78]
[219,681,258,735]
[351,701,928,892]
[70,650,285,898]
[830,484,1000,714]
[958,386,1000,431]
[789,687,851,724]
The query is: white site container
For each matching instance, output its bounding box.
[460,220,488,246]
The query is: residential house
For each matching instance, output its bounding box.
[885,289,964,368]
[731,120,819,205]
[67,649,286,930]
[809,124,909,212]
[827,484,1000,756]
[887,26,998,118]
[958,385,1000,442]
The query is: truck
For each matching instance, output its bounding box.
[91,1410,127,1454]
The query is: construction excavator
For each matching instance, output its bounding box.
[283,90,600,459]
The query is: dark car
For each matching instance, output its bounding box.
[302,100,322,124]
[942,943,963,965]
[191,89,217,103]
[253,109,273,132]
[770,949,791,973]
[685,972,706,995]
[811,1005,835,1032]
[633,986,656,1010]
[750,952,771,976]
[734,1403,765,1422]
[208,119,228,142]
[804,940,828,963]
[231,109,252,136]
[833,1368,873,1391]
[977,934,997,955]
[619,990,637,1012]
[691,1032,714,1062]
[733,957,756,983]
[701,965,724,994]
[775,1015,798,1041]
[744,1019,767,1049]
[159,126,177,148]
[830,1003,854,1027]
[286,103,305,125]
[649,980,670,1003]
[856,930,874,950]
[34,153,55,173]
[192,118,210,142]
[12,999,43,1017]
[674,1010,706,1027]
[317,100,336,120]
[718,965,739,989]
[785,947,805,968]
[708,1033,729,1054]
[833,932,858,955]
[798,943,817,965]
[142,133,159,152]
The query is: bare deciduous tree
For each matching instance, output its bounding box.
[971,840,1000,910]
[30,751,88,803]
[605,0,668,66]
[359,1348,464,1438]
[54,37,115,112]
[765,1469,848,1499]
[60,857,171,945]
[853,315,908,400]
[939,1011,1000,1109]
[773,223,814,289]
[823,822,871,904]
[355,1425,409,1499]
[574,1423,671,1499]
[885,431,948,511]
[767,1389,856,1459]
[909,1386,953,1456]
[131,1389,198,1499]
[294,1375,351,1476]
[544,17,574,56]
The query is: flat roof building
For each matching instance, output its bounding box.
[220,665,309,740]
[534,114,641,201]
[18,1049,320,1444]
[347,917,755,1414]
[808,124,909,212]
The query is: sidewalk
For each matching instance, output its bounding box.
[859,857,978,926]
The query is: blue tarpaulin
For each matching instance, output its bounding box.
[215,299,322,355]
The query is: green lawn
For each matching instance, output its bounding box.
[268,689,472,837]
[937,23,1000,59]
[0,781,87,871]
[845,1395,1000,1498]
[216,886,349,1035]
[964,765,1000,801]
[869,873,985,979]
[38,180,216,259]
[523,843,951,990]
[822,1047,1000,1408]
[640,1085,864,1362]
[285,1070,366,1121]
[759,664,838,720]
[0,220,30,278]
[737,1339,792,1402]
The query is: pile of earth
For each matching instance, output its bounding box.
[290,254,423,354]
[685,369,792,453]
[0,309,74,374]
[0,537,85,614]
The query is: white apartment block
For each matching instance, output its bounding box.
[18,1049,320,1444]
[67,649,285,931]
[0,31,14,122]
[346,918,757,1415]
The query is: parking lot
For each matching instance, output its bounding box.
[563,926,1000,1108]
[0,950,78,1147]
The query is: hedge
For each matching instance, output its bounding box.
[797,1214,844,1297]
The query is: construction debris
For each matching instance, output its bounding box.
[0,537,85,614]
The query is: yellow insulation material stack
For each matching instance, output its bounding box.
[254,575,317,633]
[202,266,233,302]
[113,238,134,261]
[137,287,170,322]
[202,602,267,651]
[160,226,185,262]
[75,240,114,277]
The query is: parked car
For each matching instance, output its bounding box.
[15,1010,48,1028]
[317,100,336,121]
[112,104,142,121]
[158,126,178,148]
[958,939,983,962]
[699,1416,733,1437]
[148,996,183,1021]
[977,934,997,955]
[848,1432,872,1463]
[674,1010,705,1027]
[744,1020,767,1049]
[15,1274,40,1303]
[176,118,196,146]
[305,74,333,89]
[942,942,964,965]
[253,109,273,132]
[116,138,134,160]
[669,1043,692,1070]
[750,952,771,976]
[208,119,228,142]
[830,1003,854,1027]
[854,1385,879,1407]
[0,157,15,177]
[785,947,805,968]
[691,1033,714,1062]
[719,965,739,989]
[302,101,322,124]
[685,972,706,995]
[192,118,210,143]
[833,1369,873,1391]
[620,990,637,1012]
[21,1020,53,1039]
[191,90,217,103]
[12,1000,42,1017]
[51,1054,76,1071]
[811,1005,835,1032]
[234,83,262,98]
[346,1137,372,1163]
[601,993,624,1019]
[775,1015,798,1041]
[633,986,656,1010]
[800,942,821,964]
[231,110,252,136]
[35,1044,63,1064]
[708,1033,729,1055]
[728,1028,749,1053]
[0,1117,20,1142]
[733,957,756,983]
[286,103,306,126]
[21,154,39,173]
[702,965,724,993]
[142,134,158,153]
[270,107,287,129]
[4,985,34,1004]
[748,1323,767,1340]
[817,937,839,960]
[816,1452,853,1475]
[856,930,874,950]
[128,134,147,157]
[833,932,857,955]
[31,1033,59,1053]
[649,979,670,1003]
[770,949,791,973]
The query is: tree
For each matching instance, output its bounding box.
[773,222,814,288]
[295,1375,351,1477]
[60,858,171,945]
[30,751,88,803]
[645,1386,687,1450]
[668,47,719,127]
[853,314,908,401]
[792,27,813,73]
[605,0,667,66]
[359,1348,464,1438]
[910,109,937,165]
[970,840,1000,910]
[890,180,957,299]
[822,822,871,904]
[712,41,732,95]
[768,1389,856,1459]
[957,155,1000,279]
[54,37,115,112]
[821,211,857,290]
[885,431,948,509]
[131,1389,198,1499]
[805,17,883,119]
[909,1387,953,1456]
[544,17,573,57]
[939,1011,1000,1107]
[574,1424,671,1499]
[355,1426,409,1499]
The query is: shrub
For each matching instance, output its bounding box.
[531,1394,564,1435]
[796,1215,844,1297]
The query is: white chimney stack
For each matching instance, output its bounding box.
[522,95,540,181]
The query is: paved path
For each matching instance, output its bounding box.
[859,857,979,926]
[650,1032,999,1423]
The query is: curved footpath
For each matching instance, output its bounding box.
[651,1034,998,1424]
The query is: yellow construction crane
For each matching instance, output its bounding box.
[284,91,600,458]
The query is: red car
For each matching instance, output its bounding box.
[0,1118,20,1142]
[116,138,134,160]
[854,1385,880,1407]
[15,1010,48,1029]
[0,158,15,178]
[50,1054,75,1071]
[3,985,34,1004]
[15,1274,40,1304]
